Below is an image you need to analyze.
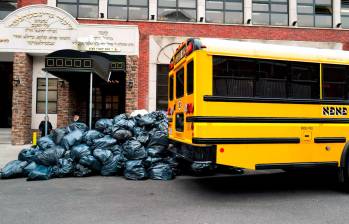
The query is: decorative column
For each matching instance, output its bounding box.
[12,53,33,145]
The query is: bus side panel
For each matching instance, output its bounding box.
[216,142,343,170]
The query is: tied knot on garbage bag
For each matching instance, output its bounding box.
[0,110,225,181]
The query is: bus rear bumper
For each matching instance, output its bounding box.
[168,140,216,163]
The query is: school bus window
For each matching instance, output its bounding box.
[187,61,194,95]
[169,76,174,100]
[256,60,288,98]
[176,68,185,98]
[213,56,320,99]
[322,64,349,100]
[213,56,256,97]
[289,62,319,99]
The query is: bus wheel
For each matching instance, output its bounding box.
[338,161,349,191]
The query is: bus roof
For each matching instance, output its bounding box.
[199,38,349,65]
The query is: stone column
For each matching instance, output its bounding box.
[333,0,341,28]
[125,55,139,113]
[289,0,298,27]
[12,53,33,145]
[244,0,252,24]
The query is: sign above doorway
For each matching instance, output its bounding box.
[0,5,139,55]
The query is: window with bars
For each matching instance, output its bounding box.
[157,65,169,111]
[322,64,349,100]
[341,0,349,28]
[297,0,332,28]
[205,0,243,24]
[252,0,289,26]
[36,78,58,114]
[108,0,149,20]
[212,56,320,99]
[57,0,99,18]
[0,0,16,20]
[158,0,197,22]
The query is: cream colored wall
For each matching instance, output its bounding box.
[31,56,57,130]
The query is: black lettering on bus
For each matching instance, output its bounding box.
[323,107,330,115]
[330,107,335,115]
[336,107,342,115]
[344,107,348,115]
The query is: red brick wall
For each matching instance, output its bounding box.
[78,19,349,109]
[12,53,33,145]
[18,0,47,8]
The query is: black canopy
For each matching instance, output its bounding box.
[41,49,126,130]
[43,49,112,82]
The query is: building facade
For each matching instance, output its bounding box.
[1,0,349,144]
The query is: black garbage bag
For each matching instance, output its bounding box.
[148,163,174,180]
[37,136,55,150]
[93,135,117,149]
[144,156,163,168]
[52,128,67,145]
[101,155,124,176]
[123,139,147,160]
[112,114,128,124]
[136,132,150,145]
[149,111,167,121]
[18,147,42,163]
[114,119,136,131]
[93,148,113,164]
[95,119,113,134]
[64,150,71,159]
[135,114,155,127]
[23,162,38,176]
[60,129,83,150]
[79,155,102,171]
[146,146,166,157]
[37,146,65,166]
[67,122,89,133]
[190,162,216,176]
[154,120,168,133]
[53,158,74,178]
[27,165,53,181]
[83,130,104,146]
[124,160,147,180]
[133,126,145,136]
[110,144,123,155]
[0,160,28,179]
[73,164,92,177]
[111,127,132,142]
[70,144,91,161]
[147,130,169,147]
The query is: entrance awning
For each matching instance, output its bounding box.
[41,49,126,131]
[42,49,111,82]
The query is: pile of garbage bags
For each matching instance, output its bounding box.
[0,111,180,181]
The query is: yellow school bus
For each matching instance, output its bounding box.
[167,38,349,186]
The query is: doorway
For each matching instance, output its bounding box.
[0,62,13,128]
[92,72,126,125]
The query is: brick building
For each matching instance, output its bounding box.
[1,0,349,144]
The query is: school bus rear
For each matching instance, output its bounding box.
[168,38,349,178]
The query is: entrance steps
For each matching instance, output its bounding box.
[0,129,11,144]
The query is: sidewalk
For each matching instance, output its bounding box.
[0,144,30,168]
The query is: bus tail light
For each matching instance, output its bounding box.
[186,42,193,56]
[187,103,194,114]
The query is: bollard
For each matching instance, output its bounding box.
[32,131,37,146]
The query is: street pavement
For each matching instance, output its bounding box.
[1,145,349,224]
[0,144,29,168]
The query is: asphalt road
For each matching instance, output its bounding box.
[1,170,349,224]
